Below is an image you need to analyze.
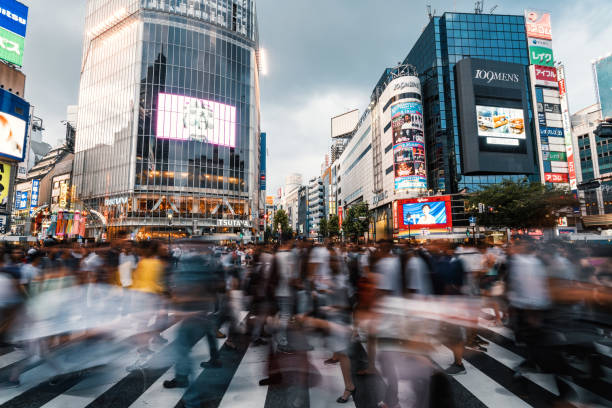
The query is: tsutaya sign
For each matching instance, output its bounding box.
[217,219,251,228]
[473,69,520,84]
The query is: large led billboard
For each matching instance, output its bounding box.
[0,88,29,162]
[391,101,426,191]
[156,93,236,148]
[0,1,28,67]
[397,195,452,230]
[476,105,526,150]
[455,58,535,175]
[0,160,10,211]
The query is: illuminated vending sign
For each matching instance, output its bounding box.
[525,10,552,40]
[397,195,453,231]
[29,178,38,216]
[390,101,427,192]
[156,93,236,148]
[0,1,28,67]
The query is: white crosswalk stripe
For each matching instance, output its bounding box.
[2,317,610,408]
[217,341,270,408]
[37,320,184,408]
[128,311,247,408]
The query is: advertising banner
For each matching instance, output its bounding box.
[0,160,10,211]
[549,144,565,152]
[476,105,526,151]
[397,196,452,231]
[260,132,266,191]
[17,189,26,209]
[544,173,568,183]
[538,112,546,127]
[0,25,22,66]
[556,65,577,190]
[0,89,29,162]
[156,93,236,147]
[29,178,38,216]
[534,65,558,87]
[525,10,552,40]
[529,46,554,67]
[540,127,563,138]
[548,151,566,161]
[391,101,426,192]
[0,0,28,38]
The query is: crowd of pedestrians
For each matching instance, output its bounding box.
[0,237,611,407]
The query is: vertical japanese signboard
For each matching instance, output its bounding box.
[29,178,38,216]
[556,65,577,190]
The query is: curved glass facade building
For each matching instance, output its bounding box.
[73,0,261,239]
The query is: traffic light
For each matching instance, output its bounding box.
[578,180,601,191]
[466,229,471,237]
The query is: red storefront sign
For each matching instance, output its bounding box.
[535,65,557,83]
[544,172,569,183]
[525,10,552,40]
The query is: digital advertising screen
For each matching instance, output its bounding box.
[397,195,452,230]
[0,109,26,161]
[476,105,526,152]
[391,102,426,192]
[0,0,28,67]
[0,160,10,211]
[156,93,236,148]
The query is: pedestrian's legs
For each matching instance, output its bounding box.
[205,314,220,362]
[378,351,399,407]
[174,317,204,378]
[276,296,292,347]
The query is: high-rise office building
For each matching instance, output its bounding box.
[404,12,538,195]
[593,53,612,120]
[73,0,262,240]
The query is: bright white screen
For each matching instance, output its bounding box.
[0,111,26,160]
[156,93,236,148]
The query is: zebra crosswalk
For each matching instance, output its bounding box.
[1,316,611,408]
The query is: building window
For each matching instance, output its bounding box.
[384,143,392,153]
[384,122,391,133]
[385,165,393,175]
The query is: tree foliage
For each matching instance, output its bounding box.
[467,179,579,229]
[318,217,328,238]
[328,215,340,238]
[273,209,290,236]
[341,202,370,241]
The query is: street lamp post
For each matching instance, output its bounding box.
[167,210,173,247]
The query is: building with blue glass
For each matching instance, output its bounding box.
[404,12,538,196]
[73,0,262,240]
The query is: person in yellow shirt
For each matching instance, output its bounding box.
[126,241,168,372]
[131,242,165,295]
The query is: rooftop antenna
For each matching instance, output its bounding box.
[490,5,498,14]
[474,1,484,14]
[426,4,436,20]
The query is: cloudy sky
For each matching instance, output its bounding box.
[19,0,612,194]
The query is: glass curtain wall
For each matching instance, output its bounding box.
[75,0,259,236]
[405,13,537,194]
